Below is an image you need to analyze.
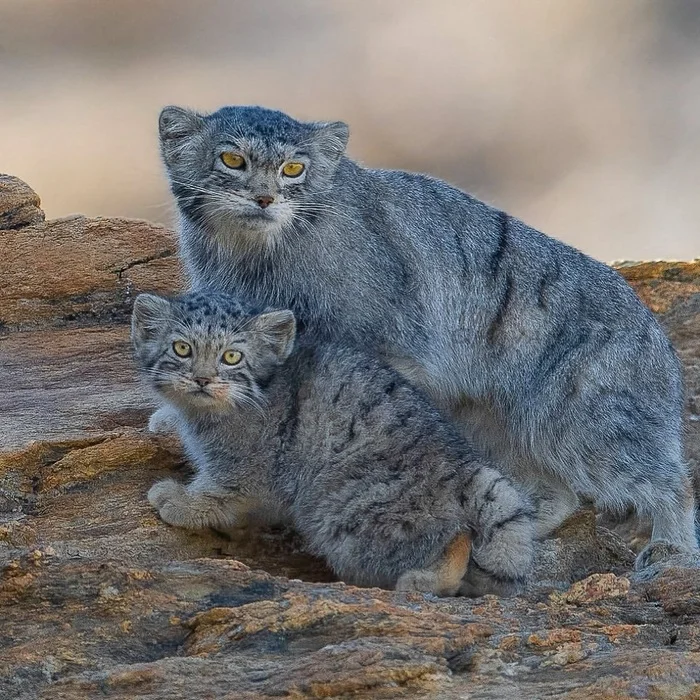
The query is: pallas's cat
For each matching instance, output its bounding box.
[158,104,698,567]
[132,292,535,596]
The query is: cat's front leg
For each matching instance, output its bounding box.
[147,405,179,434]
[147,477,252,531]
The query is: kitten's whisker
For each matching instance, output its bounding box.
[232,385,267,417]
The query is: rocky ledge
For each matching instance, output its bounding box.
[2,174,700,699]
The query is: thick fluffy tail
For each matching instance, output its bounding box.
[458,464,536,596]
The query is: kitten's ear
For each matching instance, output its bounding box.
[252,310,297,361]
[158,106,205,143]
[131,294,171,346]
[312,121,349,161]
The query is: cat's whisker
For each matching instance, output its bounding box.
[203,202,236,219]
[290,215,316,241]
[297,202,356,220]
[232,388,267,417]
[291,203,358,227]
[169,178,250,204]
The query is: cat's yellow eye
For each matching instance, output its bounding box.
[221,152,245,169]
[282,162,305,178]
[172,340,192,358]
[222,350,243,366]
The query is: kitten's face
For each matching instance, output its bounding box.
[159,105,349,247]
[131,293,296,415]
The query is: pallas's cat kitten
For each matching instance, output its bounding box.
[158,104,698,567]
[132,292,535,596]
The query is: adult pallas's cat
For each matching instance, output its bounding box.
[158,104,698,567]
[133,292,535,596]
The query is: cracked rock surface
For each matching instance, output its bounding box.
[2,175,700,699]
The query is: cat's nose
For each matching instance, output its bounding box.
[193,377,212,388]
[255,195,274,209]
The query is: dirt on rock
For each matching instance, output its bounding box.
[2,175,700,699]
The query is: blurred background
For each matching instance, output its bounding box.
[1,0,699,261]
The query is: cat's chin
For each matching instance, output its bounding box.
[170,392,234,414]
[206,209,292,249]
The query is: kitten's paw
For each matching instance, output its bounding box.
[396,569,459,597]
[635,540,687,570]
[148,406,178,434]
[148,479,247,530]
[395,569,440,594]
[147,478,196,528]
[147,478,184,509]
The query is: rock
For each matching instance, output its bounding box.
[2,175,700,698]
[1,325,157,450]
[615,259,700,315]
[0,175,45,230]
[0,176,182,332]
[552,572,631,605]
[532,509,636,586]
[636,564,700,615]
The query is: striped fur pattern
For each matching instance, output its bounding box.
[159,105,699,568]
[132,292,535,596]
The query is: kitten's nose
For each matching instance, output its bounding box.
[193,377,212,388]
[255,195,274,209]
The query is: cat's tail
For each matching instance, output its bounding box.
[458,464,536,597]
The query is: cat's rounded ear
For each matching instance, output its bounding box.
[158,106,205,143]
[131,294,171,346]
[252,310,297,362]
[312,121,349,161]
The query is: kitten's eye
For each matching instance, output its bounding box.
[282,162,305,178]
[222,350,243,366]
[172,340,192,358]
[221,152,245,169]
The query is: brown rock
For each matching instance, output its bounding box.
[185,591,492,658]
[0,214,181,330]
[616,259,700,314]
[641,567,700,616]
[0,174,45,230]
[0,326,155,450]
[554,573,631,606]
[0,174,182,331]
[533,508,636,584]
[2,175,700,698]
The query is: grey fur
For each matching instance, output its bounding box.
[159,104,699,566]
[132,292,536,596]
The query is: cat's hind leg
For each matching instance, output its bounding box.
[528,477,580,539]
[626,471,698,569]
[147,475,250,530]
[395,532,471,596]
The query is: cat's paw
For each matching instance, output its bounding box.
[147,479,196,528]
[634,540,687,570]
[458,564,524,598]
[148,406,178,434]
